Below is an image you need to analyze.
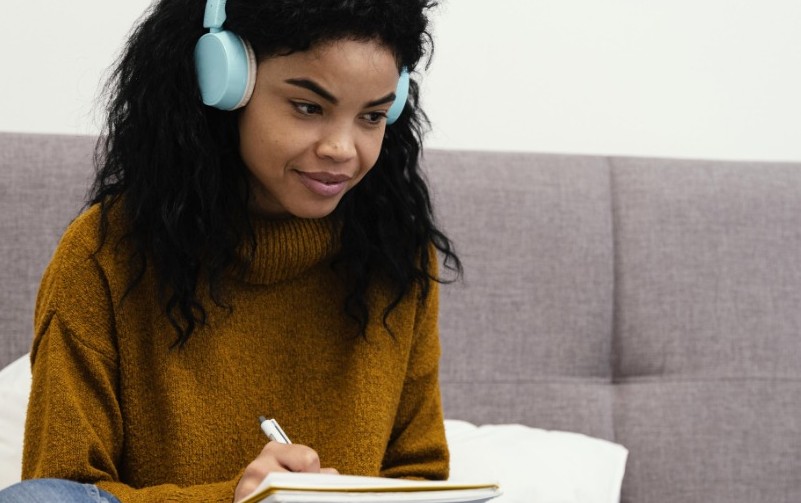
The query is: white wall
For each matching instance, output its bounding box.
[2,1,150,135]
[3,1,800,161]
[425,0,801,161]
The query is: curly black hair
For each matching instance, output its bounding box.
[91,0,461,346]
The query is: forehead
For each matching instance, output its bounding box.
[257,38,400,99]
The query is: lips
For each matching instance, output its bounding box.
[295,170,352,198]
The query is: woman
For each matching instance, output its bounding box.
[0,0,460,501]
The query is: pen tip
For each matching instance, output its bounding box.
[258,415,267,423]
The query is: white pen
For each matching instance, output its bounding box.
[258,416,292,444]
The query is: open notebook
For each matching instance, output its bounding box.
[239,472,502,503]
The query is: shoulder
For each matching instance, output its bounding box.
[34,203,127,361]
[37,201,135,315]
[58,200,130,255]
[43,204,105,287]
[50,200,136,276]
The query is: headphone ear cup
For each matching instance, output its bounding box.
[386,68,410,125]
[195,31,257,110]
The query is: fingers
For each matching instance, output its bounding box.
[264,442,322,473]
[234,472,265,503]
[234,442,336,502]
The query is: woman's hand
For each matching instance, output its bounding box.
[233,442,339,502]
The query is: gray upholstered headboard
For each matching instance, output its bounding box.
[1,133,96,367]
[2,132,801,502]
[424,149,801,502]
[428,150,615,435]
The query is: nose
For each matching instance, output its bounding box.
[315,124,357,163]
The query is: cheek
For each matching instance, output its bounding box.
[239,112,309,170]
[238,110,268,168]
[359,131,386,170]
[348,133,386,190]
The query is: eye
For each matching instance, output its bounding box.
[291,101,323,116]
[361,111,387,125]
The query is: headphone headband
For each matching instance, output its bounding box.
[203,0,227,29]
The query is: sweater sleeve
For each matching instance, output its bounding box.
[22,222,239,503]
[379,266,450,480]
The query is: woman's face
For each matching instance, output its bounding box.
[238,38,400,219]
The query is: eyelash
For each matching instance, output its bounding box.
[290,101,387,126]
[291,101,322,116]
[361,111,387,125]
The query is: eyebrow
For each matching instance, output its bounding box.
[284,78,396,108]
[365,92,396,108]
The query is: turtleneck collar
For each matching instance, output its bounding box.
[239,214,340,286]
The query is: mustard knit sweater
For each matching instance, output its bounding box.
[22,204,448,502]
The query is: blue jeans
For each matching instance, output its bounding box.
[0,479,120,503]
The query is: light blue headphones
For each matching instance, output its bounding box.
[194,0,409,123]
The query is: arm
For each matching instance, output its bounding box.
[22,222,240,503]
[380,264,450,480]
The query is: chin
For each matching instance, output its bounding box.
[289,202,340,220]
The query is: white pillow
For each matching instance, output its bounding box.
[444,419,628,503]
[0,354,30,491]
